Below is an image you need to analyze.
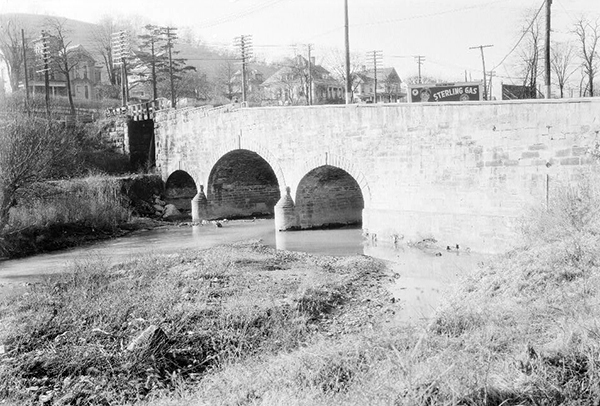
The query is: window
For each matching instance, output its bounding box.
[84,85,89,99]
[83,65,88,79]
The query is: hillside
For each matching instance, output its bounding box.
[0,13,277,84]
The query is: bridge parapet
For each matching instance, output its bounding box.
[105,98,171,121]
[154,98,600,253]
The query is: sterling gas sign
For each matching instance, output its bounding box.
[407,82,482,103]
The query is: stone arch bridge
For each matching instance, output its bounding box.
[152,99,600,253]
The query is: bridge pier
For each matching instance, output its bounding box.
[191,186,208,222]
[274,187,298,230]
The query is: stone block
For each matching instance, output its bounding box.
[560,157,580,165]
[521,151,539,159]
[528,143,548,151]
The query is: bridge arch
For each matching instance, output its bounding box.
[165,170,198,212]
[296,153,371,206]
[206,148,282,219]
[295,164,365,229]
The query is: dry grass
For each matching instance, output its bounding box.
[0,242,387,405]
[138,170,600,406]
[3,170,600,405]
[9,175,131,231]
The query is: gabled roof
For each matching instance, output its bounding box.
[356,67,401,83]
[262,55,332,86]
[65,44,96,63]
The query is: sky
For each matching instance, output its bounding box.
[1,0,599,96]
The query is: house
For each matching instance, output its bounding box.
[230,66,267,103]
[28,42,102,100]
[261,55,344,106]
[353,67,405,103]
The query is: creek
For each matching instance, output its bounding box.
[0,219,486,322]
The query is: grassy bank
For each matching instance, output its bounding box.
[0,174,168,259]
[0,175,133,258]
[2,172,600,405]
[0,243,390,405]
[136,173,600,406]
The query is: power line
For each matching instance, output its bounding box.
[352,0,504,28]
[491,0,546,71]
[305,0,504,42]
[197,0,288,28]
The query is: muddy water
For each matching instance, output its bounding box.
[0,219,487,322]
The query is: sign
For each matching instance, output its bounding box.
[408,82,482,103]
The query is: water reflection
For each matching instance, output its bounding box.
[0,219,487,323]
[273,225,364,256]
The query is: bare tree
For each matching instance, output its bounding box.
[92,16,118,85]
[0,113,77,232]
[216,58,238,101]
[551,41,577,98]
[517,12,543,98]
[0,16,31,93]
[322,48,363,99]
[574,17,600,97]
[45,18,79,114]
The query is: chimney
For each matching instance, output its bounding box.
[311,56,316,65]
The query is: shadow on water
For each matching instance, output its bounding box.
[0,219,487,322]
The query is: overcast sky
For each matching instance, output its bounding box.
[1,0,599,93]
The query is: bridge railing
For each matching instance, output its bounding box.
[104,99,246,122]
[104,98,171,121]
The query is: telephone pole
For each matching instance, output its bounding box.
[366,50,383,103]
[307,44,313,105]
[164,27,178,108]
[34,30,52,118]
[469,44,493,100]
[414,55,425,83]
[111,30,130,107]
[234,34,253,104]
[344,0,351,104]
[545,0,552,99]
[21,29,30,113]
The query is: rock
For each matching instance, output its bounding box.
[39,392,54,404]
[127,325,168,355]
[162,204,181,218]
[153,204,165,213]
[154,197,166,205]
[55,392,77,406]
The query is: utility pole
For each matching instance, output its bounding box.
[367,50,383,103]
[35,30,52,118]
[21,29,30,113]
[344,0,351,104]
[545,0,552,99]
[234,34,253,104]
[307,44,313,105]
[111,30,129,107]
[469,44,493,100]
[164,26,178,108]
[414,55,425,83]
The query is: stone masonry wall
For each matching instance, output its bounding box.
[154,98,600,253]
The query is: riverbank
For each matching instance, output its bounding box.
[0,174,167,260]
[2,174,599,404]
[1,228,599,405]
[0,241,395,405]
